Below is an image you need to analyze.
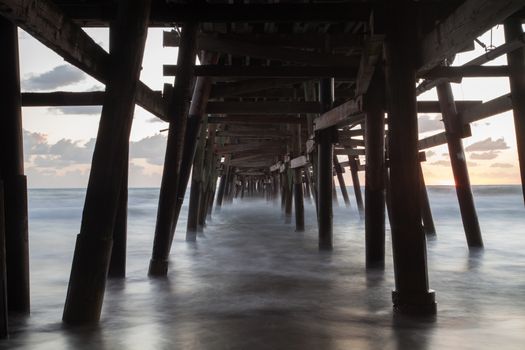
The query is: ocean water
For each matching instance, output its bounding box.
[2,186,525,349]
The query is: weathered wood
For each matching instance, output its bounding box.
[0,18,30,314]
[314,97,364,131]
[418,0,525,73]
[504,18,525,205]
[355,36,384,96]
[333,156,350,207]
[0,0,168,122]
[164,65,359,78]
[418,161,436,235]
[0,182,8,338]
[208,115,305,125]
[437,82,483,248]
[293,125,305,232]
[417,100,481,113]
[423,65,510,79]
[216,156,231,210]
[63,0,151,324]
[364,69,385,267]
[164,31,364,50]
[334,148,366,156]
[149,23,197,277]
[348,156,364,214]
[290,156,308,169]
[211,78,308,98]
[385,2,435,314]
[164,32,360,67]
[217,141,285,154]
[206,101,321,114]
[459,93,512,125]
[317,78,334,250]
[417,124,471,150]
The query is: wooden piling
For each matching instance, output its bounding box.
[437,82,483,248]
[0,17,30,313]
[63,0,152,324]
[504,17,525,205]
[293,125,305,231]
[418,160,436,235]
[333,156,351,207]
[385,2,435,314]
[364,70,386,267]
[149,22,197,276]
[108,24,127,279]
[216,156,230,209]
[284,167,293,223]
[317,78,334,250]
[0,182,8,337]
[349,156,364,214]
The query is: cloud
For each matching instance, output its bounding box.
[22,64,86,91]
[23,130,50,158]
[426,150,436,158]
[470,151,499,160]
[130,134,167,166]
[430,160,450,166]
[490,162,514,168]
[465,137,509,152]
[418,115,443,133]
[467,161,478,167]
[49,106,102,115]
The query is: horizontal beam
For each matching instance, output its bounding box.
[211,78,309,98]
[60,3,371,25]
[417,100,481,113]
[460,93,513,124]
[314,96,364,131]
[164,31,364,50]
[290,155,308,169]
[217,141,285,154]
[206,102,320,114]
[0,0,168,121]
[334,148,366,156]
[208,115,305,125]
[216,130,292,139]
[418,124,471,150]
[163,32,360,67]
[418,0,525,73]
[422,65,510,79]
[164,65,359,78]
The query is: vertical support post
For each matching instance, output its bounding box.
[186,118,208,241]
[0,17,30,313]
[504,18,525,205]
[364,69,386,267]
[293,125,305,232]
[418,159,436,235]
[284,167,293,223]
[63,0,152,324]
[349,156,364,214]
[317,78,334,250]
[385,1,435,314]
[0,182,8,337]
[333,156,350,207]
[437,82,483,248]
[216,156,230,209]
[108,23,127,279]
[149,22,197,276]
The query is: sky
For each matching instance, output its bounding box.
[18,25,523,188]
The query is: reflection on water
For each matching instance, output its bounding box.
[1,186,525,349]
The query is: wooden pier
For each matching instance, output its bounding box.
[0,0,524,333]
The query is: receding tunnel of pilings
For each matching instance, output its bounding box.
[0,0,525,342]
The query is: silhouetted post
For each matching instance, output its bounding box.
[364,70,386,267]
[385,2,435,314]
[349,155,364,214]
[284,167,293,223]
[418,158,436,235]
[437,82,483,248]
[108,23,127,279]
[504,17,525,205]
[293,125,305,231]
[332,178,339,205]
[63,0,152,324]
[317,78,334,250]
[149,23,197,276]
[198,126,216,227]
[0,18,30,314]
[186,118,208,241]
[0,182,8,338]
[216,156,230,209]
[333,156,350,207]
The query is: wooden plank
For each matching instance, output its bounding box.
[422,65,510,79]
[165,32,360,67]
[208,115,304,124]
[216,130,291,139]
[355,35,384,95]
[211,78,308,98]
[290,155,308,169]
[418,120,472,150]
[269,162,282,172]
[0,0,168,121]
[314,97,364,131]
[216,141,284,154]
[339,139,366,148]
[417,100,481,113]
[164,65,359,78]
[206,102,320,114]
[60,3,372,24]
[418,0,525,73]
[460,93,513,125]
[334,148,366,156]
[164,31,364,50]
